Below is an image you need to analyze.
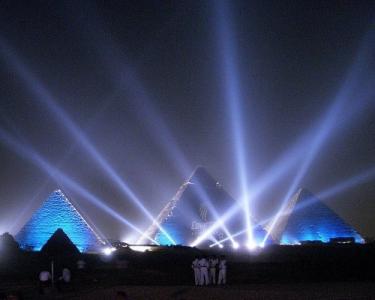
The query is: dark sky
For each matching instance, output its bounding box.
[0,0,374,241]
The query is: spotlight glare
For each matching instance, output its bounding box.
[232,242,239,249]
[129,245,152,252]
[214,0,255,249]
[247,241,256,251]
[102,247,116,256]
[218,244,224,249]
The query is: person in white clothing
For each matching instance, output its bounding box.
[208,256,218,285]
[199,256,209,285]
[191,257,200,286]
[39,271,51,282]
[61,268,71,283]
[38,270,51,294]
[57,267,71,291]
[76,259,86,270]
[217,255,227,285]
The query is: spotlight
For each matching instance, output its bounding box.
[129,245,152,252]
[246,241,256,251]
[214,0,255,250]
[218,244,224,249]
[102,247,116,256]
[232,242,239,249]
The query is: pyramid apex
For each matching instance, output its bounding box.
[191,165,207,175]
[194,165,206,170]
[299,187,311,193]
[295,187,308,195]
[295,188,316,204]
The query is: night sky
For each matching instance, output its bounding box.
[0,0,374,241]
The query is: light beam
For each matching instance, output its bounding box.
[213,0,254,248]
[263,32,375,244]
[0,39,175,245]
[0,127,159,245]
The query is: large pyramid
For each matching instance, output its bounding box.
[268,188,364,244]
[142,167,270,246]
[16,190,105,252]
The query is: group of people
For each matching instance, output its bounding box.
[38,267,71,294]
[192,255,226,286]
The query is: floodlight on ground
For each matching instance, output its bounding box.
[232,242,240,249]
[246,241,257,251]
[129,245,152,252]
[102,247,116,256]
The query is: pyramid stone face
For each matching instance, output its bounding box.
[146,167,270,246]
[280,189,364,244]
[16,190,104,252]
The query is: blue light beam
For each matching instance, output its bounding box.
[0,127,159,245]
[263,31,375,244]
[0,38,175,245]
[213,0,254,248]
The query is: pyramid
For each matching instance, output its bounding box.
[142,167,270,246]
[41,228,80,256]
[269,188,364,244]
[16,190,105,252]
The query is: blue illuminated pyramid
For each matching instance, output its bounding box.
[278,188,364,244]
[16,190,105,252]
[143,167,270,247]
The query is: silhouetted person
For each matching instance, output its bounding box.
[209,256,218,285]
[218,255,227,285]
[57,267,71,291]
[76,259,86,270]
[199,256,209,285]
[192,256,200,286]
[38,270,51,294]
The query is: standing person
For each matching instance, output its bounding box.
[217,255,227,285]
[76,259,86,270]
[191,256,200,286]
[57,267,71,291]
[38,270,51,294]
[209,256,218,285]
[61,267,71,283]
[199,256,209,286]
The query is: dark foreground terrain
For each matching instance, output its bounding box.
[3,282,375,299]
[1,243,375,299]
